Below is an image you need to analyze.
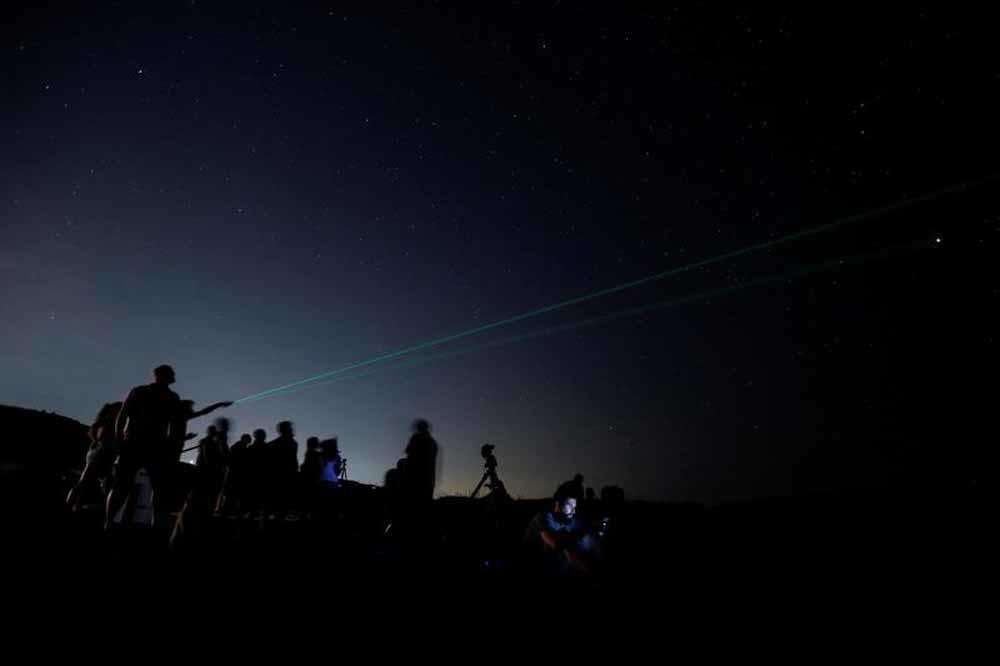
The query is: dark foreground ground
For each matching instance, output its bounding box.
[1,461,988,620]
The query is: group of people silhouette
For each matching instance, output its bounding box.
[65,364,617,575]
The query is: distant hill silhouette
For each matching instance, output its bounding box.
[0,404,89,474]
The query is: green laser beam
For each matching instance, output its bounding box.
[235,173,994,404]
[236,238,933,404]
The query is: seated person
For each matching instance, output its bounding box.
[320,438,343,488]
[522,487,603,575]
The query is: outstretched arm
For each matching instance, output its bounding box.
[189,401,234,419]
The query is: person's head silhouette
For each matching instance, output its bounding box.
[153,364,176,386]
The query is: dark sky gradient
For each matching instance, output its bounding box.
[3,3,997,501]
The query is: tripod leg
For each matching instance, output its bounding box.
[487,470,508,498]
[470,472,489,498]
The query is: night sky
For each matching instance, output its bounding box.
[3,3,997,501]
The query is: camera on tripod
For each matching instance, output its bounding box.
[471,443,505,498]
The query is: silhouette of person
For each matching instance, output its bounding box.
[383,457,410,533]
[299,436,323,510]
[105,364,181,531]
[214,417,231,453]
[269,421,299,515]
[301,437,323,483]
[195,424,228,510]
[384,458,408,495]
[246,428,270,513]
[219,433,251,514]
[313,437,343,514]
[67,401,122,510]
[319,438,343,488]
[194,424,216,473]
[171,422,230,550]
[404,418,438,504]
